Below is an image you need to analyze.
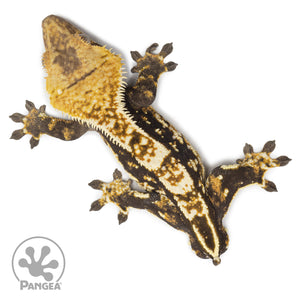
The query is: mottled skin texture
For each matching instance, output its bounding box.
[10,15,291,265]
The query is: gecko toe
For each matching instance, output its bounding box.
[159,42,173,58]
[164,61,178,71]
[10,113,25,123]
[263,180,278,192]
[262,140,276,153]
[90,199,105,211]
[25,100,36,112]
[275,156,291,166]
[30,137,40,149]
[243,143,254,154]
[113,169,122,180]
[10,129,26,140]
[130,51,142,62]
[146,43,159,53]
[88,179,104,190]
[118,210,128,224]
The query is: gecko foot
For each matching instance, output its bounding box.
[10,100,89,147]
[89,169,131,225]
[127,43,178,109]
[10,100,46,148]
[131,43,178,74]
[206,140,291,221]
[236,140,291,192]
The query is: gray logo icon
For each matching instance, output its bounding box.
[12,236,65,290]
[18,245,59,281]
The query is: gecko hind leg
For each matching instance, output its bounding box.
[206,140,291,222]
[10,100,89,148]
[89,169,228,263]
[126,43,178,110]
[89,169,188,231]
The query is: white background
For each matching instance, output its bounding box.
[1,0,299,299]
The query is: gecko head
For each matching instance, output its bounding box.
[42,15,83,75]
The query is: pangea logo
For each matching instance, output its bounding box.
[12,237,65,290]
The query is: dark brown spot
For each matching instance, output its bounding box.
[53,46,81,75]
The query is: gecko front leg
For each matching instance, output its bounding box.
[206,140,291,223]
[10,100,89,148]
[126,43,178,110]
